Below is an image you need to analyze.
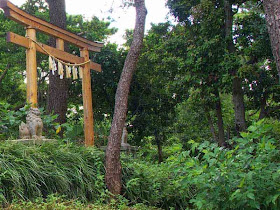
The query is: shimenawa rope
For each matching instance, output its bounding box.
[26,36,90,79]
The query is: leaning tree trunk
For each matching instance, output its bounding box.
[105,0,147,195]
[263,0,280,78]
[46,0,69,126]
[224,0,246,134]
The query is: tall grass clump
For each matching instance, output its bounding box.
[0,142,106,204]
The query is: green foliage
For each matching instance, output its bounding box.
[94,114,112,147]
[123,120,280,209]
[181,121,280,209]
[129,22,185,146]
[0,11,26,106]
[0,142,106,205]
[0,102,58,140]
[174,96,213,145]
[0,102,26,140]
[6,194,157,210]
[123,159,190,209]
[67,15,117,42]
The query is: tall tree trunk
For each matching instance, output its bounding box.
[155,129,163,163]
[46,0,69,126]
[205,107,218,142]
[227,126,231,140]
[224,0,246,134]
[214,90,226,146]
[105,0,147,195]
[232,77,246,133]
[263,0,280,78]
[259,94,268,120]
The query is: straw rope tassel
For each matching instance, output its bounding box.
[79,66,83,79]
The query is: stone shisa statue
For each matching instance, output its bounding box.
[19,108,44,140]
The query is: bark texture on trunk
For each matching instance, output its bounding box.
[155,129,163,163]
[224,0,246,134]
[205,107,218,142]
[105,0,147,195]
[259,94,268,120]
[215,90,226,147]
[46,0,69,125]
[232,77,246,133]
[224,0,235,52]
[263,0,280,78]
[0,68,8,85]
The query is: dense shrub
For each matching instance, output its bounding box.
[123,120,280,209]
[122,159,190,209]
[0,142,106,204]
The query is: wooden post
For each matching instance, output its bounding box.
[26,27,37,107]
[80,49,94,146]
[56,38,64,51]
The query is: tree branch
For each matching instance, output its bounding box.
[0,64,10,85]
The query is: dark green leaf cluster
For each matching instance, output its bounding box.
[123,120,280,209]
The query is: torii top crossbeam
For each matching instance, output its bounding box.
[0,0,103,51]
[0,0,104,146]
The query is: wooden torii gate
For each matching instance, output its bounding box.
[0,0,104,146]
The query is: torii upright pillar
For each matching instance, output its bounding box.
[26,27,38,107]
[81,49,94,146]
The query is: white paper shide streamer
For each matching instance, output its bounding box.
[73,66,78,80]
[79,67,83,79]
[66,65,72,78]
[48,57,85,80]
[58,61,64,79]
[27,36,88,80]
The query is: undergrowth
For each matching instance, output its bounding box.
[0,120,279,209]
[122,120,280,209]
[5,194,157,210]
[0,142,106,204]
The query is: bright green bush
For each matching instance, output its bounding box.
[181,120,280,209]
[123,120,280,209]
[0,142,106,204]
[122,160,191,209]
